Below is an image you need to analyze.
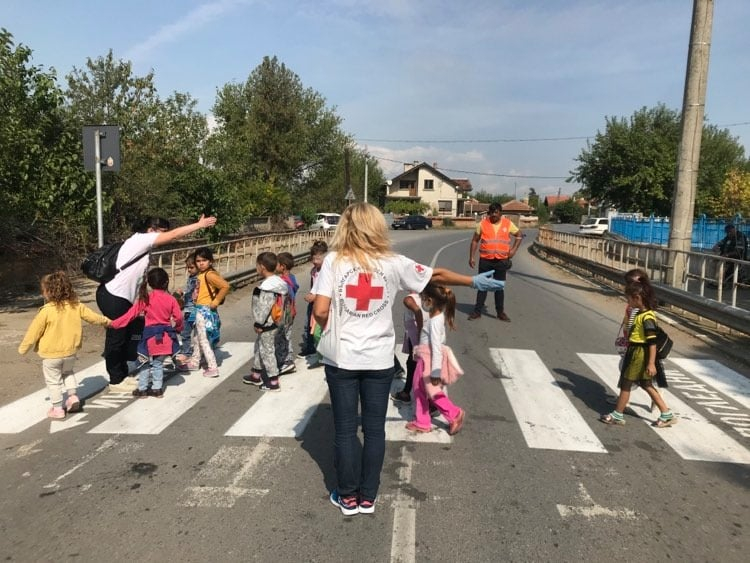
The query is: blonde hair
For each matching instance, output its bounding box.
[330,203,393,271]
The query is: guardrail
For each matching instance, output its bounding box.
[151,230,334,292]
[534,227,750,336]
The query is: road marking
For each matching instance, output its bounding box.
[0,364,109,434]
[669,358,750,409]
[89,342,252,435]
[43,437,119,489]
[491,349,607,453]
[556,483,638,520]
[579,353,750,465]
[14,439,43,459]
[179,440,283,507]
[390,446,416,563]
[49,412,89,433]
[225,361,328,437]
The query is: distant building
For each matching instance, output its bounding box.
[387,162,472,216]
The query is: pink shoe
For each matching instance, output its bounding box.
[65,395,81,413]
[47,406,66,420]
[405,421,431,433]
[181,361,200,371]
[203,368,219,378]
[448,409,466,436]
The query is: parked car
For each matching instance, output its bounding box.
[578,217,609,236]
[311,212,340,231]
[391,215,432,230]
[292,215,305,230]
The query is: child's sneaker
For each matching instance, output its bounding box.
[259,383,281,392]
[132,388,150,398]
[278,362,296,375]
[202,368,219,378]
[148,388,164,398]
[358,498,376,515]
[242,372,263,386]
[65,394,81,413]
[329,490,358,516]
[181,361,200,371]
[47,406,66,420]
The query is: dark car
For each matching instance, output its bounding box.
[391,215,432,230]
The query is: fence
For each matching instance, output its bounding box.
[150,229,334,292]
[534,227,750,335]
[610,214,749,250]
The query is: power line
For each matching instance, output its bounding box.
[371,155,568,180]
[356,120,749,145]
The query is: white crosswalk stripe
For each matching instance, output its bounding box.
[3,344,749,464]
[490,348,607,453]
[578,353,750,465]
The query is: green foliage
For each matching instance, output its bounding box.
[535,201,550,224]
[570,104,747,216]
[441,217,454,228]
[473,190,513,205]
[384,201,429,215]
[551,199,584,224]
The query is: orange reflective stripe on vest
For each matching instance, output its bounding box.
[479,216,512,259]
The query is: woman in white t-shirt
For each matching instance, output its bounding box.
[314,203,504,516]
[96,215,216,392]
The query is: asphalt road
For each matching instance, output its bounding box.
[1,229,748,562]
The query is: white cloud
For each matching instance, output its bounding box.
[125,0,251,63]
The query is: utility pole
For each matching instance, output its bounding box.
[668,0,714,287]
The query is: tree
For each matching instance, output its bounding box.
[551,199,584,224]
[473,190,513,205]
[569,104,747,216]
[207,56,351,217]
[705,169,750,218]
[0,29,91,258]
[65,52,222,238]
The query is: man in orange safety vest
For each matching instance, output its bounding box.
[468,202,523,321]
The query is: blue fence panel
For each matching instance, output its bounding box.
[608,214,747,250]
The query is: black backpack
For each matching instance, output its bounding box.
[655,326,673,360]
[81,242,149,284]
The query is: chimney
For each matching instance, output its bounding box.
[433,162,438,168]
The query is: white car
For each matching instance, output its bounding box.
[579,217,609,236]
[311,213,340,231]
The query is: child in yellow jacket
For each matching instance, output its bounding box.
[18,271,111,419]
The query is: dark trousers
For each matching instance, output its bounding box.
[324,364,394,502]
[96,285,139,384]
[473,257,510,314]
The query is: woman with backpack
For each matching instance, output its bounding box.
[96,215,216,392]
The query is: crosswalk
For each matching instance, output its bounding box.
[2,343,749,464]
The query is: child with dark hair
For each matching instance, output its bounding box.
[184,247,230,378]
[111,268,183,398]
[601,281,676,427]
[243,252,288,391]
[276,252,299,375]
[175,252,198,364]
[19,271,111,419]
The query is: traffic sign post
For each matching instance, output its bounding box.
[83,126,120,247]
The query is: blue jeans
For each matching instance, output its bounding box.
[138,355,166,391]
[180,311,194,356]
[325,365,394,502]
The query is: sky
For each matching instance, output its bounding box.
[3,0,749,199]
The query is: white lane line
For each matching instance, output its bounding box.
[43,437,118,489]
[225,361,328,437]
[89,342,252,435]
[0,363,109,434]
[669,358,750,409]
[579,353,750,465]
[491,349,607,453]
[390,446,416,563]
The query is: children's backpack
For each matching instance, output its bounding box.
[655,326,673,359]
[269,292,293,328]
[81,242,149,284]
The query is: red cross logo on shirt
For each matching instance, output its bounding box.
[415,264,425,273]
[345,273,384,311]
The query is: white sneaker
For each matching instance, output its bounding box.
[278,362,296,375]
[108,378,138,393]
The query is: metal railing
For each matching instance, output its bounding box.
[150,229,334,292]
[534,227,750,335]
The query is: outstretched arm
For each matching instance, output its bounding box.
[431,268,505,291]
[154,215,217,247]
